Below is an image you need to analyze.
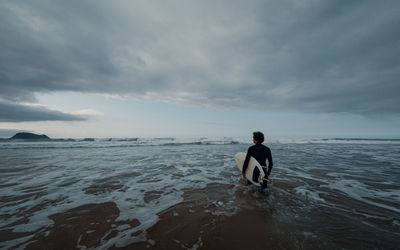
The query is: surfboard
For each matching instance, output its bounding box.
[234,152,265,186]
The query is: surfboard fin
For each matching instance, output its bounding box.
[262,178,272,184]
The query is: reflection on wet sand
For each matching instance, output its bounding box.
[24,202,140,249]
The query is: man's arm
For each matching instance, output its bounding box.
[267,148,273,177]
[242,147,252,176]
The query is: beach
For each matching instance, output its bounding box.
[1,138,399,249]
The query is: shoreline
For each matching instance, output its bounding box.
[120,199,274,250]
[4,178,396,249]
[17,182,276,249]
[18,182,324,250]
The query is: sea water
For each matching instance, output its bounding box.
[0,138,399,249]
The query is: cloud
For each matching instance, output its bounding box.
[0,101,86,122]
[70,109,103,117]
[0,0,399,116]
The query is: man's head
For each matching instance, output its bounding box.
[253,131,264,144]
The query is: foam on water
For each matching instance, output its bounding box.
[294,186,325,202]
[321,178,400,214]
[0,140,242,248]
[1,137,400,249]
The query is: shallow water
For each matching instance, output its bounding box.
[1,138,399,249]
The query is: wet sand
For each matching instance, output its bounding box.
[4,181,382,249]
[1,180,330,250]
[121,183,324,250]
[24,202,140,250]
[10,183,274,249]
[122,201,274,250]
[15,182,306,250]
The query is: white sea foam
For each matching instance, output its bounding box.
[294,187,325,202]
[321,179,400,214]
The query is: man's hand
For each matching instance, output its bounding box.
[242,172,246,179]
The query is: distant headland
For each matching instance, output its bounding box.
[5,132,82,142]
[10,132,50,140]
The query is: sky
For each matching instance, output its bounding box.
[0,0,399,138]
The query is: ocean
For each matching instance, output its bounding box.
[1,138,399,249]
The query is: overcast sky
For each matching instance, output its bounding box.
[0,0,399,138]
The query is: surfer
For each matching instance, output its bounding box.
[242,132,273,189]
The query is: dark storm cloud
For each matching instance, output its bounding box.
[0,101,85,122]
[1,0,399,121]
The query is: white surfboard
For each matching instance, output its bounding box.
[234,152,265,186]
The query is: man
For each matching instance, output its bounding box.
[242,131,273,189]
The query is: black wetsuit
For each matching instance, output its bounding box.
[242,143,273,188]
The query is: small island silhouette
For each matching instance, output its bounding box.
[10,132,50,140]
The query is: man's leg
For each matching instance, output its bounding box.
[262,167,268,190]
